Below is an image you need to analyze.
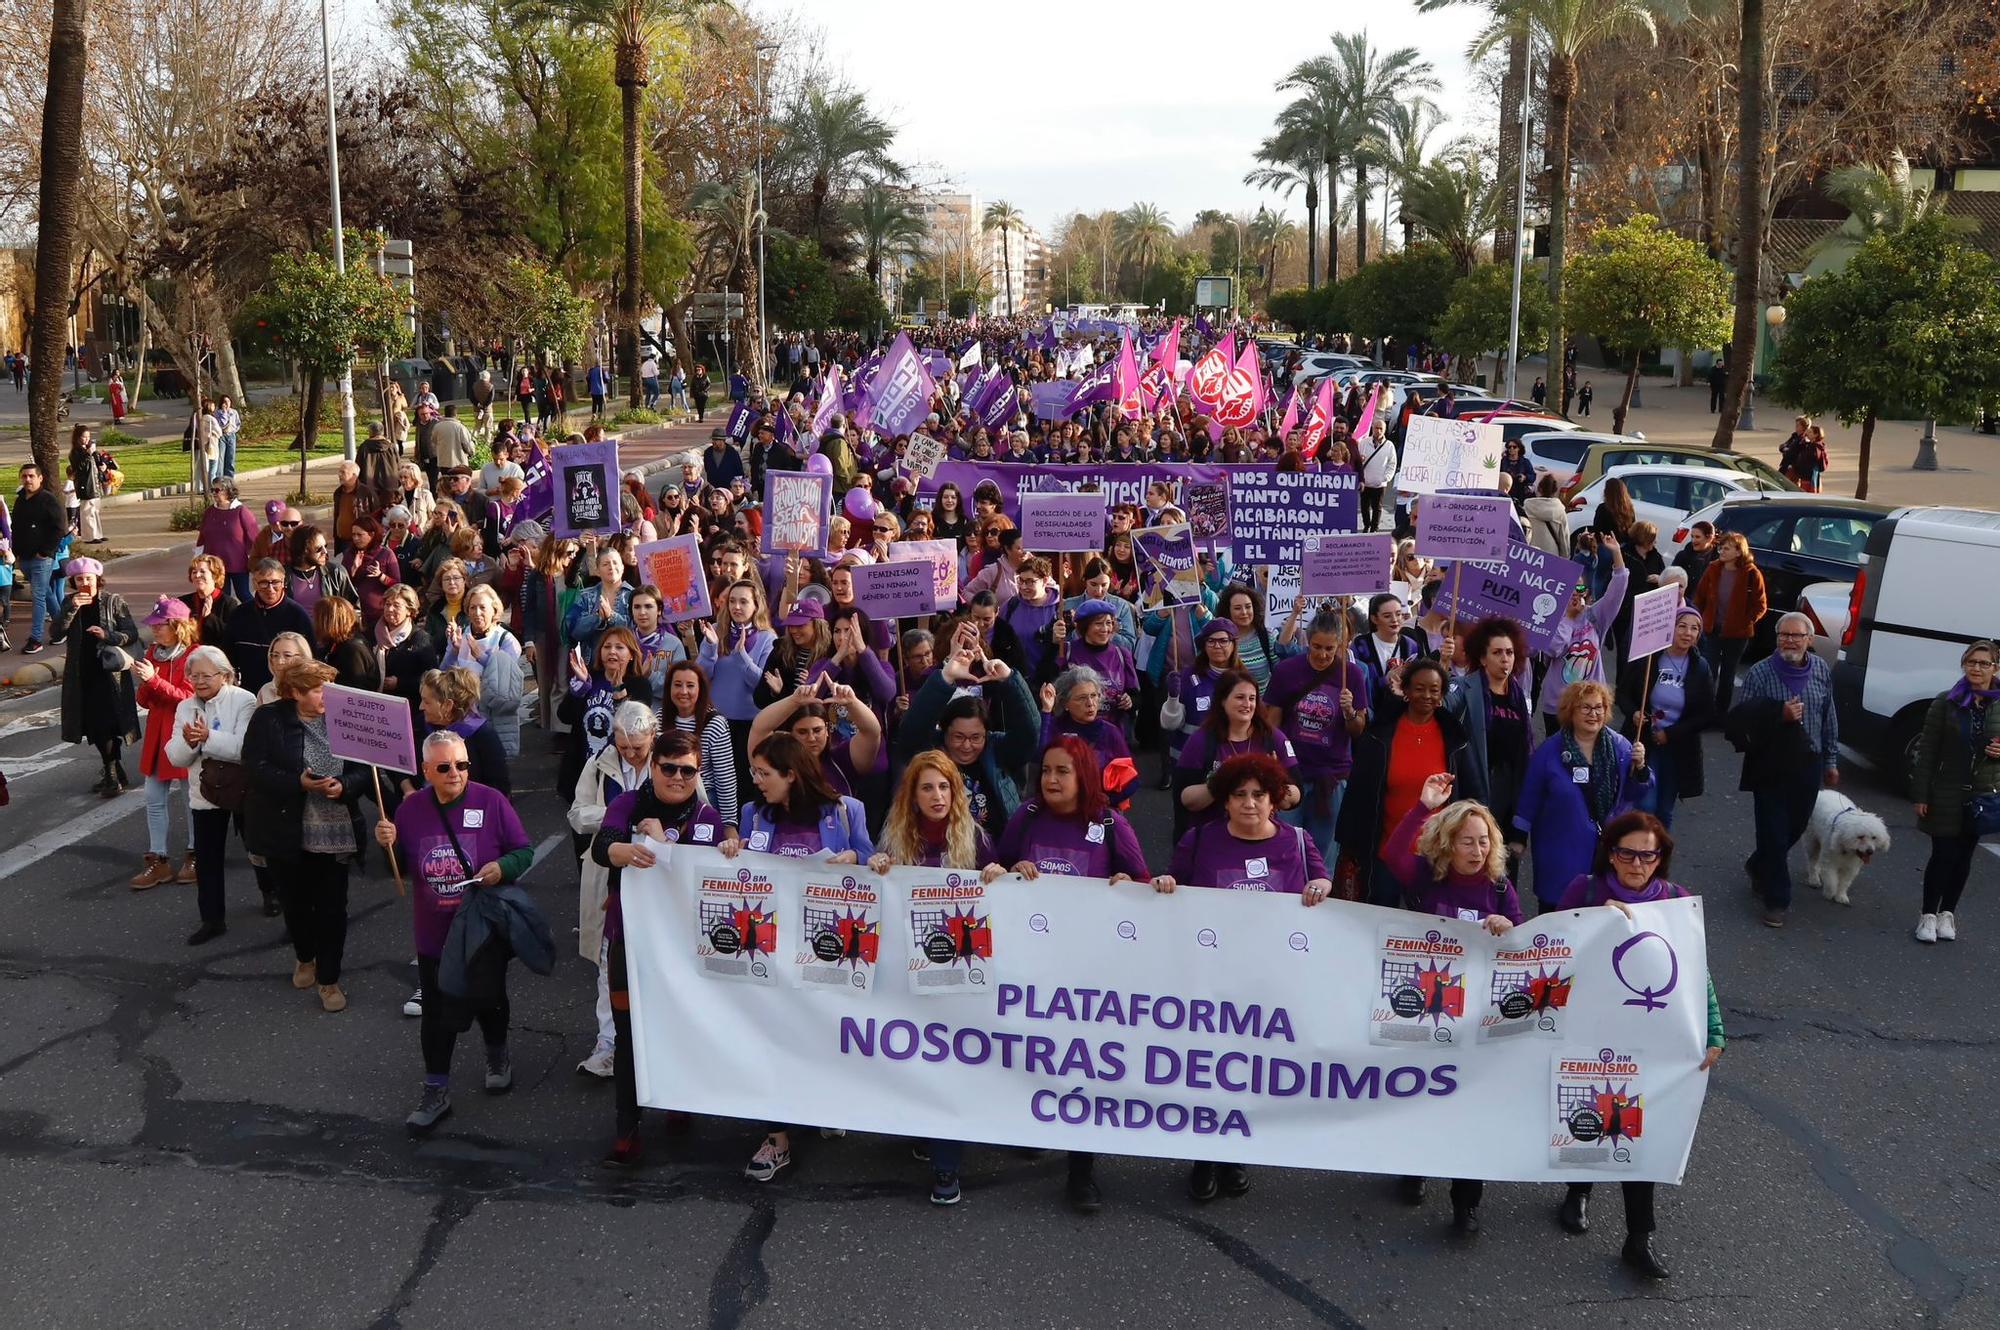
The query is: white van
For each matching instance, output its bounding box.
[1834,506,2000,784]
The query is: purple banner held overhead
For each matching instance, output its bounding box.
[863,332,936,439]
[850,559,938,622]
[508,449,554,534]
[976,373,1018,432]
[1432,539,1588,653]
[1028,381,1077,421]
[1301,534,1395,597]
[550,441,622,540]
[1415,494,1515,562]
[725,401,754,445]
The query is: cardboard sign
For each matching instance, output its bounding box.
[1399,415,1503,496]
[551,441,621,539]
[1301,534,1394,597]
[850,559,937,622]
[903,434,947,480]
[761,469,832,560]
[1626,584,1684,661]
[322,682,417,775]
[1415,494,1515,562]
[634,533,713,625]
[886,539,959,613]
[1019,491,1108,553]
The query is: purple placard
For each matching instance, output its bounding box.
[1028,380,1076,421]
[1184,482,1229,540]
[1019,491,1108,553]
[761,469,832,559]
[1301,534,1394,597]
[886,539,959,612]
[1432,539,1587,652]
[1626,584,1684,660]
[849,559,937,621]
[1415,494,1515,562]
[322,682,417,774]
[549,441,622,539]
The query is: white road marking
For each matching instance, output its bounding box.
[0,707,61,741]
[525,832,568,877]
[0,794,146,880]
[1,743,84,781]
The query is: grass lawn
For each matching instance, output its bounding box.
[107,431,349,490]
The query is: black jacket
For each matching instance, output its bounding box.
[240,699,371,861]
[11,487,67,559]
[1335,694,1474,902]
[1724,696,1817,792]
[1617,651,1714,799]
[438,884,555,1008]
[382,627,439,707]
[225,597,317,694]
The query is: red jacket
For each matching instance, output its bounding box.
[135,648,194,780]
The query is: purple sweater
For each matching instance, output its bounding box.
[1170,820,1325,893]
[1263,654,1369,780]
[1065,638,1141,706]
[995,802,1149,879]
[1381,804,1525,924]
[197,502,264,574]
[1557,871,1689,910]
[394,783,532,957]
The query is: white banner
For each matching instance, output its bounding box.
[1399,415,1504,496]
[625,849,1714,1183]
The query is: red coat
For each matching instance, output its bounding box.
[135,648,194,780]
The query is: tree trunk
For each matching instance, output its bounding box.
[1545,55,1577,418]
[1356,161,1370,267]
[1326,164,1341,284]
[1304,177,1319,290]
[131,286,152,407]
[1493,26,1529,264]
[1712,0,1765,451]
[216,332,246,406]
[298,371,324,500]
[1612,350,1642,433]
[1696,114,1725,261]
[1855,408,1875,500]
[28,0,89,483]
[619,63,645,410]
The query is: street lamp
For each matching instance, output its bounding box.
[753,41,779,391]
[320,0,356,461]
[1231,217,1243,316]
[1742,301,1786,432]
[1502,71,1533,402]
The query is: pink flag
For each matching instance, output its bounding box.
[1115,334,1144,417]
[1352,381,1385,437]
[1151,319,1183,383]
[1186,332,1236,416]
[1237,339,1266,417]
[1299,377,1338,459]
[1277,386,1301,440]
[1212,339,1262,429]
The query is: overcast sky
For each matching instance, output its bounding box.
[751,0,1493,238]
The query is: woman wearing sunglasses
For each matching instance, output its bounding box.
[1554,811,1724,1280]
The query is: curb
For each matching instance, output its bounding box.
[106,449,350,508]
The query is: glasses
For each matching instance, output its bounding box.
[1967,659,1997,671]
[656,761,699,778]
[1775,631,1810,641]
[430,761,471,774]
[1610,847,1662,865]
[1575,703,1608,715]
[279,520,301,529]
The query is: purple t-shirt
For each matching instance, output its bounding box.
[995,802,1149,880]
[1381,805,1525,924]
[601,790,728,947]
[1263,655,1369,781]
[395,784,533,957]
[1170,821,1325,893]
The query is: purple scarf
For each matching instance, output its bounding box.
[1947,677,2000,711]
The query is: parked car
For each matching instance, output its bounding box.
[1834,506,2000,785]
[1526,436,1795,496]
[1479,413,1581,448]
[1563,464,1787,556]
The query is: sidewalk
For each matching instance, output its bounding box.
[0,412,713,691]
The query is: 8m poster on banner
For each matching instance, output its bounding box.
[623,848,1714,1182]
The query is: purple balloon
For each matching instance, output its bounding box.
[843,486,877,521]
[805,453,834,476]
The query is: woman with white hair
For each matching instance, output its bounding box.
[164,645,257,945]
[397,462,435,531]
[440,583,526,758]
[568,700,658,1079]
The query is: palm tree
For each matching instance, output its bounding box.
[1116,203,1173,300]
[30,0,89,481]
[1245,137,1321,289]
[1469,0,1662,408]
[1270,72,1356,283]
[981,200,1025,317]
[849,185,926,297]
[1379,97,1448,251]
[1246,208,1298,303]
[1293,33,1438,269]
[785,85,904,251]
[1418,1,1529,261]
[1399,152,1502,273]
[1819,152,1970,242]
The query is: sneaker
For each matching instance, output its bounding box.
[1937,911,1957,942]
[185,921,227,946]
[744,1136,791,1182]
[402,988,424,1018]
[406,1082,453,1136]
[21,639,42,655]
[291,960,317,990]
[0,629,11,652]
[484,1046,513,1094]
[930,1170,962,1206]
[318,983,347,1013]
[1915,913,1938,944]
[818,1126,847,1139]
[577,1044,615,1079]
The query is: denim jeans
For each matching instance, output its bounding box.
[22,555,62,642]
[1281,774,1346,866]
[1645,754,1683,828]
[144,775,192,857]
[220,432,239,476]
[1751,772,1822,910]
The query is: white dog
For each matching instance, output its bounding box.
[1803,789,1893,906]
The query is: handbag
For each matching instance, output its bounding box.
[198,757,249,811]
[1969,792,2000,838]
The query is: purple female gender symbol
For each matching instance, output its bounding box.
[1611,931,1679,1011]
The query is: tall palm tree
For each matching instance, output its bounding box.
[1271,72,1357,284]
[850,185,927,296]
[1417,1,1528,261]
[30,0,89,481]
[1819,152,1969,241]
[1115,203,1173,300]
[1469,0,1662,406]
[785,86,905,251]
[1293,33,1438,270]
[1379,97,1448,251]
[982,200,1025,317]
[1246,208,1298,303]
[1398,152,1503,273]
[1245,133,1321,289]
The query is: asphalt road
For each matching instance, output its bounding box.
[0,686,1994,1330]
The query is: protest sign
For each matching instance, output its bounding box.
[1415,494,1515,562]
[725,401,754,445]
[1020,491,1108,553]
[1432,540,1587,653]
[1302,534,1394,597]
[761,470,832,560]
[625,848,1714,1182]
[550,441,621,539]
[886,539,959,613]
[1028,380,1077,421]
[634,533,713,625]
[1399,416,1503,496]
[1134,521,1202,604]
[1227,469,1362,566]
[1626,584,1684,661]
[903,434,947,479]
[323,682,417,775]
[1183,482,1230,540]
[850,559,937,622]
[1264,565,1335,628]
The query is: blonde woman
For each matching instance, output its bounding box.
[440,582,526,757]
[865,752,993,1206]
[1380,773,1524,1233]
[425,557,473,644]
[397,461,435,530]
[163,645,258,944]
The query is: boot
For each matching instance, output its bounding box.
[173,854,197,885]
[102,760,130,799]
[1622,1234,1670,1280]
[91,761,116,796]
[130,854,173,890]
[1066,1156,1102,1214]
[1559,1187,1590,1234]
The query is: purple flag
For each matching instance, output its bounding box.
[507,450,554,534]
[861,332,935,438]
[976,373,1017,431]
[1063,358,1120,413]
[812,364,843,436]
[1195,315,1215,340]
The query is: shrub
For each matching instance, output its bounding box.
[610,407,662,427]
[99,428,146,450]
[168,500,208,532]
[241,393,341,443]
